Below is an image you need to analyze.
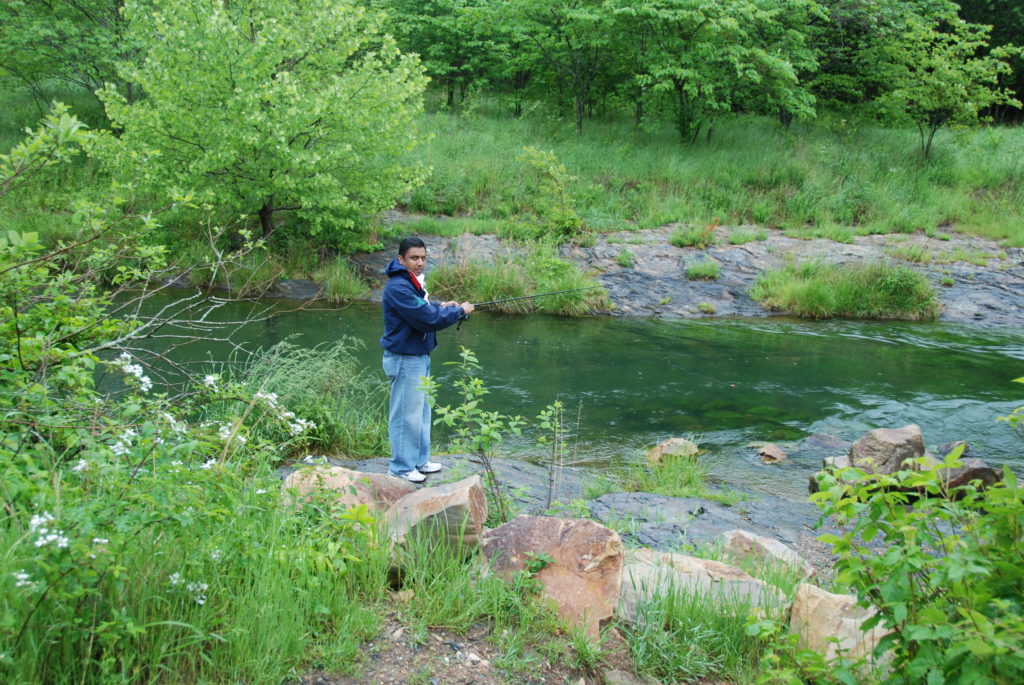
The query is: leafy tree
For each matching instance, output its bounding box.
[0,0,136,109]
[958,0,1024,119]
[871,11,1022,156]
[96,0,429,245]
[375,0,498,109]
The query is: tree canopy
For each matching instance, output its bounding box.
[95,0,428,244]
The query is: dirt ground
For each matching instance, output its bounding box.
[295,611,651,685]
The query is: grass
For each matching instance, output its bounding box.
[728,227,768,245]
[616,249,635,267]
[686,258,720,280]
[428,242,609,315]
[885,244,933,263]
[670,223,719,249]
[315,258,371,302]
[750,259,940,320]
[625,449,747,507]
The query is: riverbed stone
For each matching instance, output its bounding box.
[646,437,699,465]
[918,454,1002,490]
[790,583,890,664]
[282,466,415,511]
[383,475,488,549]
[848,424,925,475]
[758,444,788,464]
[617,548,786,626]
[482,516,624,637]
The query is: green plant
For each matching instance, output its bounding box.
[811,447,1024,683]
[617,248,635,267]
[670,219,719,249]
[429,348,527,524]
[687,258,721,280]
[940,275,955,286]
[728,228,768,245]
[885,244,933,263]
[315,258,371,302]
[698,301,717,314]
[517,146,584,243]
[750,260,939,320]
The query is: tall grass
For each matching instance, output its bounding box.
[410,108,1024,246]
[750,259,940,320]
[625,450,746,507]
[206,338,389,458]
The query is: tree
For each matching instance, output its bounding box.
[96,0,429,244]
[872,11,1021,156]
[0,0,137,109]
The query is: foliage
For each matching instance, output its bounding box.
[315,258,372,302]
[871,8,1022,156]
[0,112,386,682]
[750,259,939,320]
[516,146,585,242]
[670,221,719,249]
[996,376,1024,438]
[428,347,527,524]
[94,0,428,244]
[810,451,1024,683]
[616,248,634,267]
[624,442,746,506]
[536,400,569,511]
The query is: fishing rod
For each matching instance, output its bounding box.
[470,285,604,310]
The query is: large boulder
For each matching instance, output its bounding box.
[282,466,415,512]
[789,583,889,663]
[848,424,924,475]
[617,548,786,626]
[646,437,699,465]
[383,475,487,549]
[482,516,624,637]
[720,529,815,580]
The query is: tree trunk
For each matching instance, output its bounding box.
[259,196,275,238]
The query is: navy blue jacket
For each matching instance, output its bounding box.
[380,259,464,355]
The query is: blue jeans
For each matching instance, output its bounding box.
[383,352,431,476]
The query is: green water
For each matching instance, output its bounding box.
[131,294,1024,500]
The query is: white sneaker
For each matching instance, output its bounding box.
[419,461,443,474]
[390,469,426,483]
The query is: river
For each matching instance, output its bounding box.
[129,293,1023,500]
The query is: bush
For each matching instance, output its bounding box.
[670,222,718,249]
[749,260,939,320]
[810,451,1024,683]
[687,259,721,280]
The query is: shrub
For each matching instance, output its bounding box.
[315,258,371,302]
[617,249,635,267]
[810,450,1024,683]
[670,221,718,249]
[749,260,939,320]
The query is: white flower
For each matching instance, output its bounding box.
[29,512,54,532]
[117,352,132,364]
[187,581,209,605]
[168,572,183,587]
[72,459,89,473]
[210,548,223,562]
[34,532,69,548]
[254,391,279,407]
[138,376,153,392]
[92,537,109,545]
[255,489,267,495]
[121,429,137,441]
[218,423,234,440]
[199,458,217,470]
[288,418,316,436]
[111,441,129,456]
[170,460,183,466]
[13,570,31,587]
[202,375,218,388]
[153,436,164,446]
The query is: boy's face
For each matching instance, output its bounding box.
[398,246,427,277]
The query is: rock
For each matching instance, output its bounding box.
[383,475,487,549]
[482,516,624,637]
[918,454,1002,490]
[721,529,815,580]
[617,548,786,626]
[936,440,972,458]
[282,466,415,512]
[789,583,889,664]
[647,437,699,465]
[848,424,925,475]
[603,669,661,685]
[758,444,788,463]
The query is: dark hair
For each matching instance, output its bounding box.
[398,236,426,256]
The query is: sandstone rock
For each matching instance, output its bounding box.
[647,437,699,465]
[482,516,624,637]
[758,444,788,463]
[617,548,785,626]
[282,466,415,512]
[848,424,924,475]
[383,475,487,549]
[721,529,815,580]
[790,583,889,663]
[918,454,1002,490]
[603,669,661,685]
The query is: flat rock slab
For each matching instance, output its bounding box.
[617,548,786,626]
[282,465,415,512]
[345,454,587,515]
[384,475,487,548]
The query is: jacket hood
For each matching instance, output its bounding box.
[385,258,410,278]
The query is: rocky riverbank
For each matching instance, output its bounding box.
[339,221,1024,328]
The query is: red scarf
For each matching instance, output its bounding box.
[408,270,423,293]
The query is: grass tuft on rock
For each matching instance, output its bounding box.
[749,260,939,320]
